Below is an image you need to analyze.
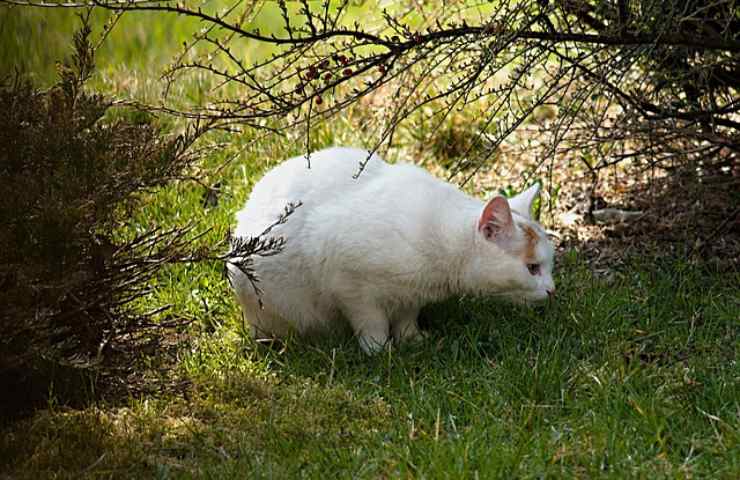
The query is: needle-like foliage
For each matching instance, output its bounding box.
[0,13,284,417]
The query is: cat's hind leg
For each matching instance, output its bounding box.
[238,297,295,342]
[228,265,291,340]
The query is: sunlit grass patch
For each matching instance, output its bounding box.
[1,336,393,478]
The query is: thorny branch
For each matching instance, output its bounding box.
[7,0,739,176]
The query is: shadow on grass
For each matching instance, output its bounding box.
[228,252,736,477]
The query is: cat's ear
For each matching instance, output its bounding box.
[478,196,514,240]
[508,183,541,219]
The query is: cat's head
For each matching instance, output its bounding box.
[468,184,555,303]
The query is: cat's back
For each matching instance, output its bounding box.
[262,147,383,188]
[234,147,385,237]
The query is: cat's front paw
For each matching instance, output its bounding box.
[358,333,391,355]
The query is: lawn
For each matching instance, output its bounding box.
[1,3,738,479]
[2,250,738,478]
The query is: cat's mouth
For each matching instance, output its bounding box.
[506,290,551,304]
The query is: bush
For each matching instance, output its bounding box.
[0,18,204,418]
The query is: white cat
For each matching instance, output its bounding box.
[228,147,555,353]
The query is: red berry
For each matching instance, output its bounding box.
[315,96,323,105]
[343,68,352,76]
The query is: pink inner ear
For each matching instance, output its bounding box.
[479,196,513,238]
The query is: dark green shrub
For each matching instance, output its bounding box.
[0,19,204,418]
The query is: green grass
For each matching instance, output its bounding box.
[2,3,739,479]
[2,251,738,478]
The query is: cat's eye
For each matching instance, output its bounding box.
[527,263,541,275]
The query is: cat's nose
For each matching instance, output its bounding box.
[547,288,556,298]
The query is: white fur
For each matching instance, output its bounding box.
[228,147,555,353]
